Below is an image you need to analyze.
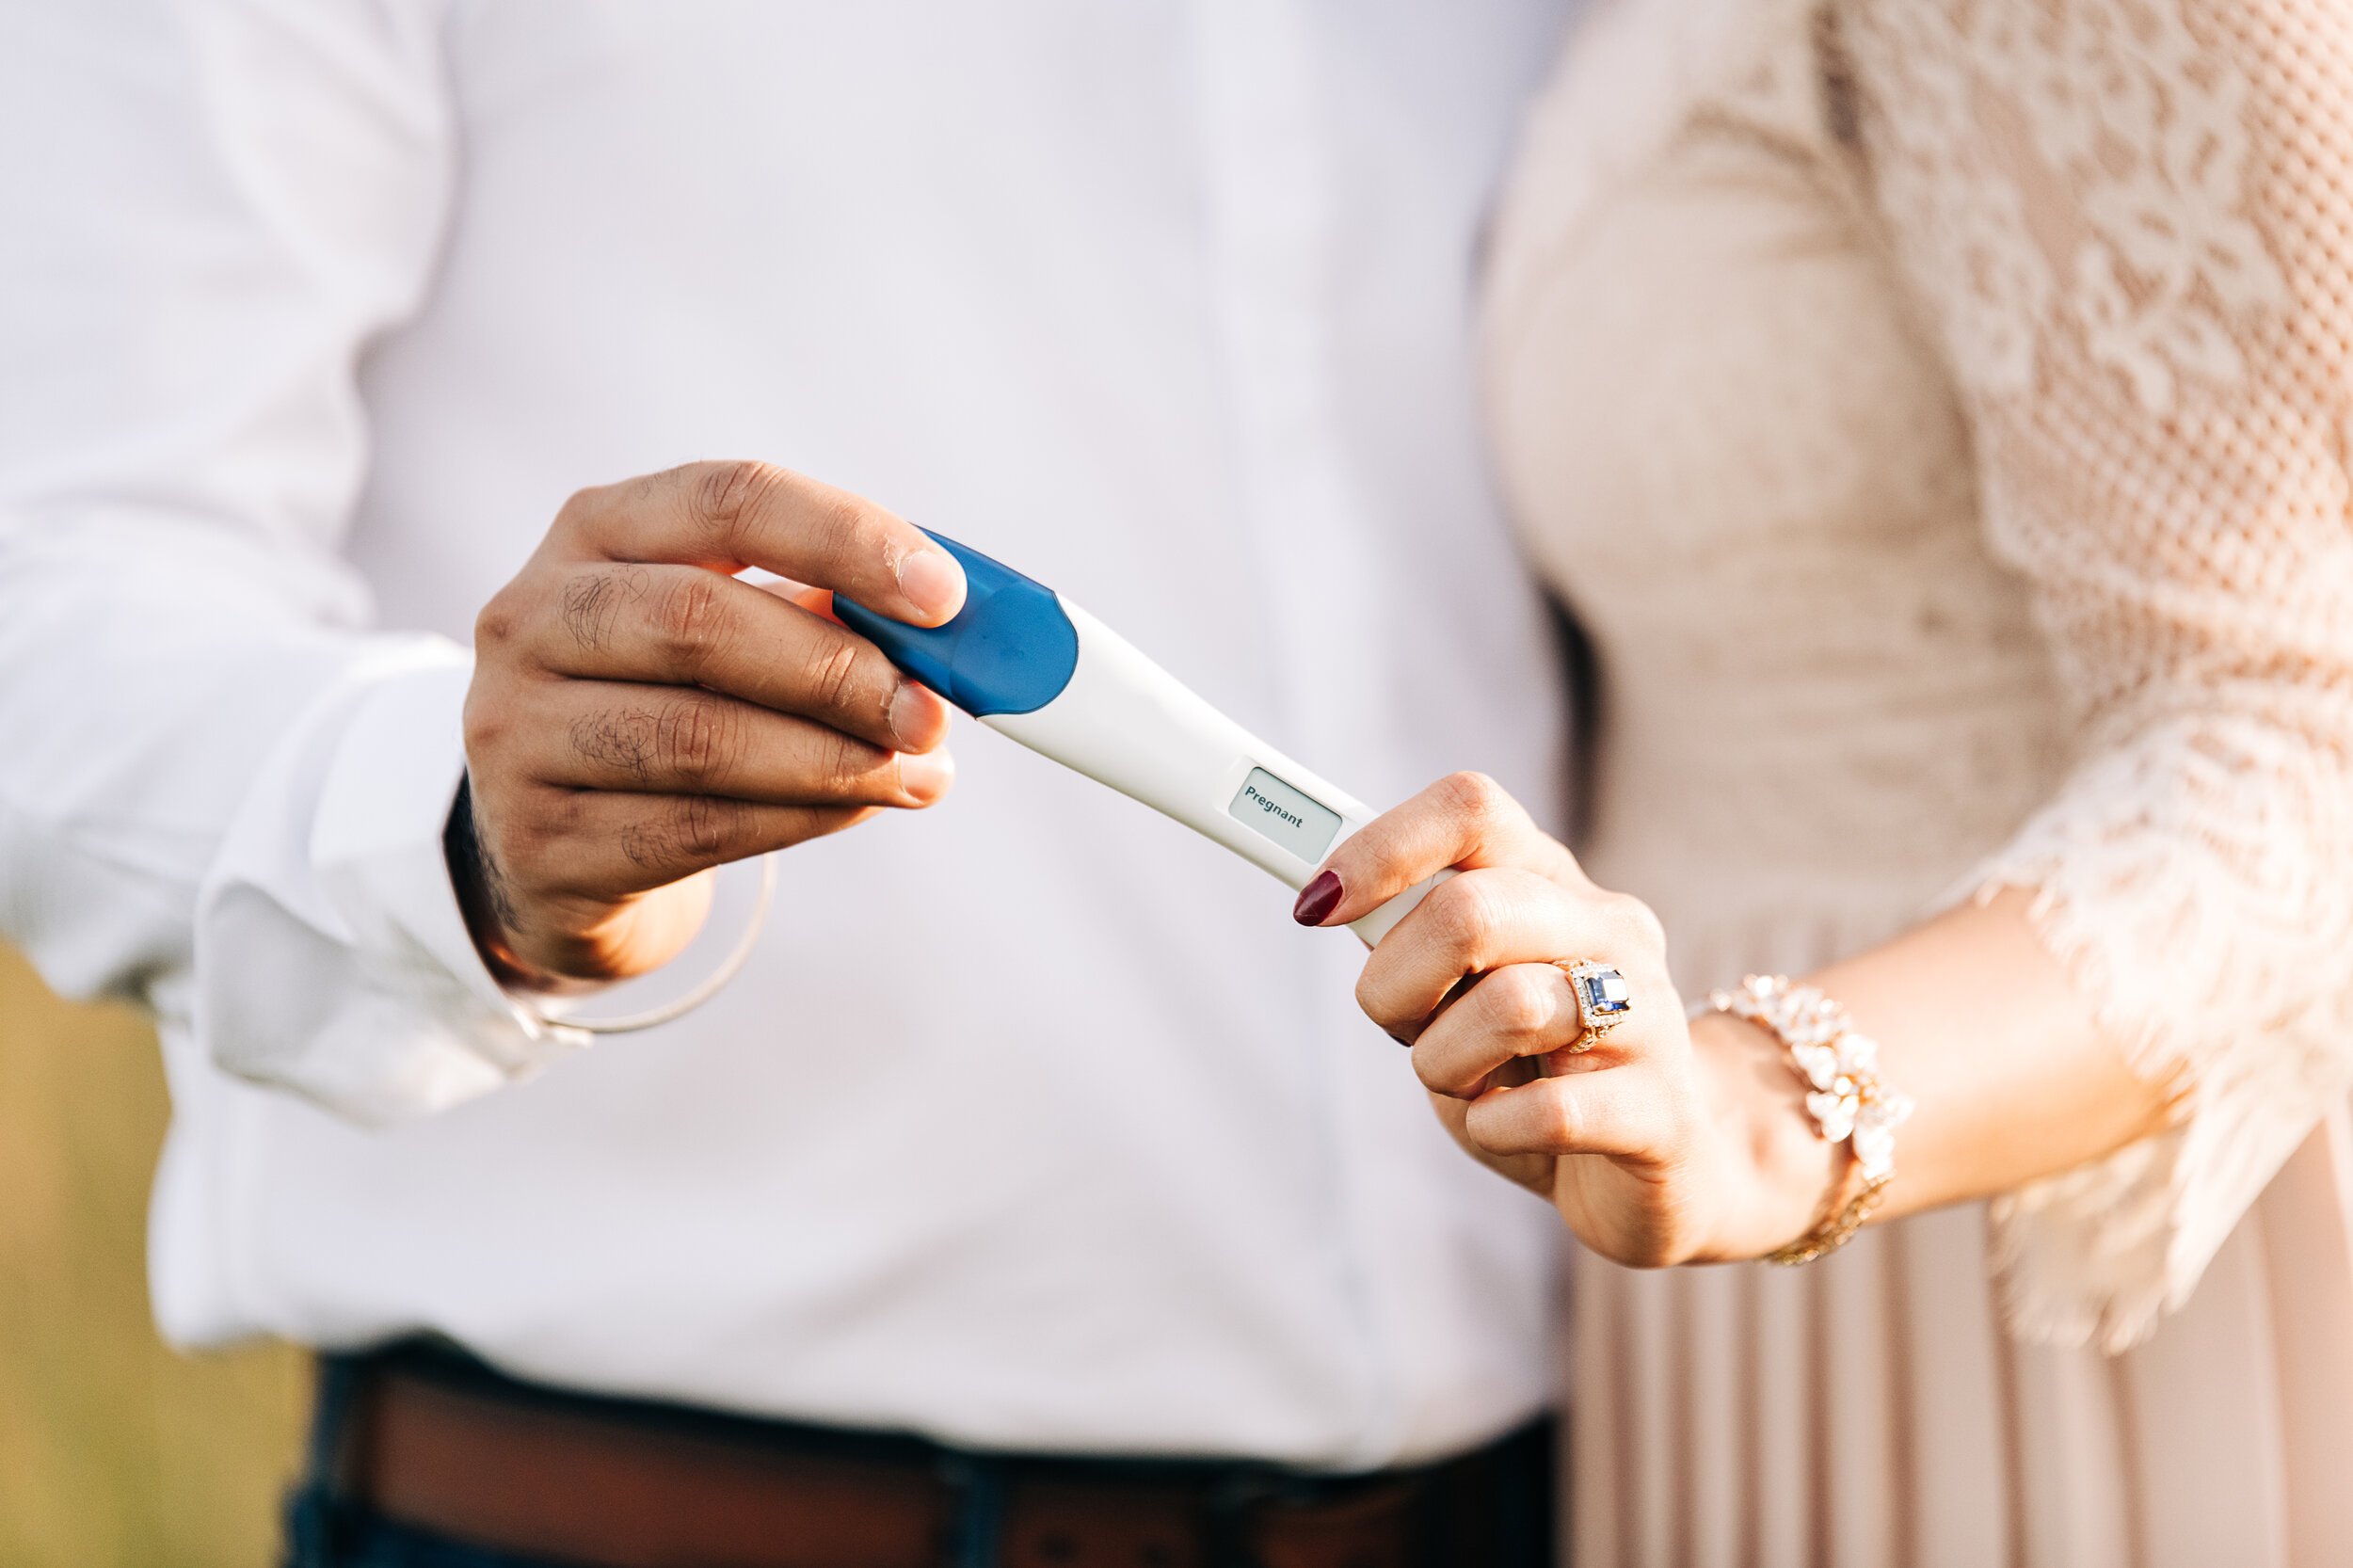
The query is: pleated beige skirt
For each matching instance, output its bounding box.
[1563,915,2353,1568]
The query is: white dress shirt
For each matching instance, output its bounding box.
[0,0,1571,1468]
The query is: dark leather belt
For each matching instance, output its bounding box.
[311,1343,1553,1568]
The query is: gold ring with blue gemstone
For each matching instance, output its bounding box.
[1559,959,1634,1052]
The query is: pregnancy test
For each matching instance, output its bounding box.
[835,532,1447,945]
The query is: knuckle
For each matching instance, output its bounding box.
[819,728,881,793]
[1541,1087,1587,1152]
[1605,891,1666,951]
[463,714,512,771]
[668,793,738,861]
[652,572,730,671]
[616,794,739,872]
[559,566,649,654]
[695,459,784,551]
[801,630,865,716]
[460,691,506,758]
[473,589,523,653]
[1352,968,1416,1040]
[497,798,557,866]
[489,791,574,884]
[1438,769,1507,821]
[1408,1043,1454,1096]
[1424,874,1499,960]
[616,816,671,872]
[552,484,604,536]
[570,705,657,780]
[1486,967,1559,1039]
[527,791,586,856]
[812,491,880,566]
[655,696,743,786]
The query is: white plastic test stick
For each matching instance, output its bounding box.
[834,533,1447,945]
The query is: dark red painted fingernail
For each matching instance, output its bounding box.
[1293,870,1343,926]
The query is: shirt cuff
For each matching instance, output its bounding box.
[196,643,586,1125]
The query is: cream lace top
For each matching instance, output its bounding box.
[1485,0,2353,1352]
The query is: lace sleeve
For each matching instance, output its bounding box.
[1840,0,2353,1352]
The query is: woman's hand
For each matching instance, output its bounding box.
[1297,773,1836,1267]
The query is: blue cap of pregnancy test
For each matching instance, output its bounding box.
[834,529,1080,718]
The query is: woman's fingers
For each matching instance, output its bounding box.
[1409,960,1587,1097]
[1354,865,1659,1042]
[1422,1091,1561,1199]
[1300,771,1580,928]
[1462,1064,1682,1163]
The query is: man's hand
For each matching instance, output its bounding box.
[451,460,965,989]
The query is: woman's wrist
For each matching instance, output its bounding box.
[1688,1010,1844,1261]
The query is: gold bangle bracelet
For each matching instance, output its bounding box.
[1763,1157,1890,1266]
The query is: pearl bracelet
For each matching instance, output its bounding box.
[1698,974,1914,1265]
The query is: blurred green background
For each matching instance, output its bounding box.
[0,943,306,1564]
